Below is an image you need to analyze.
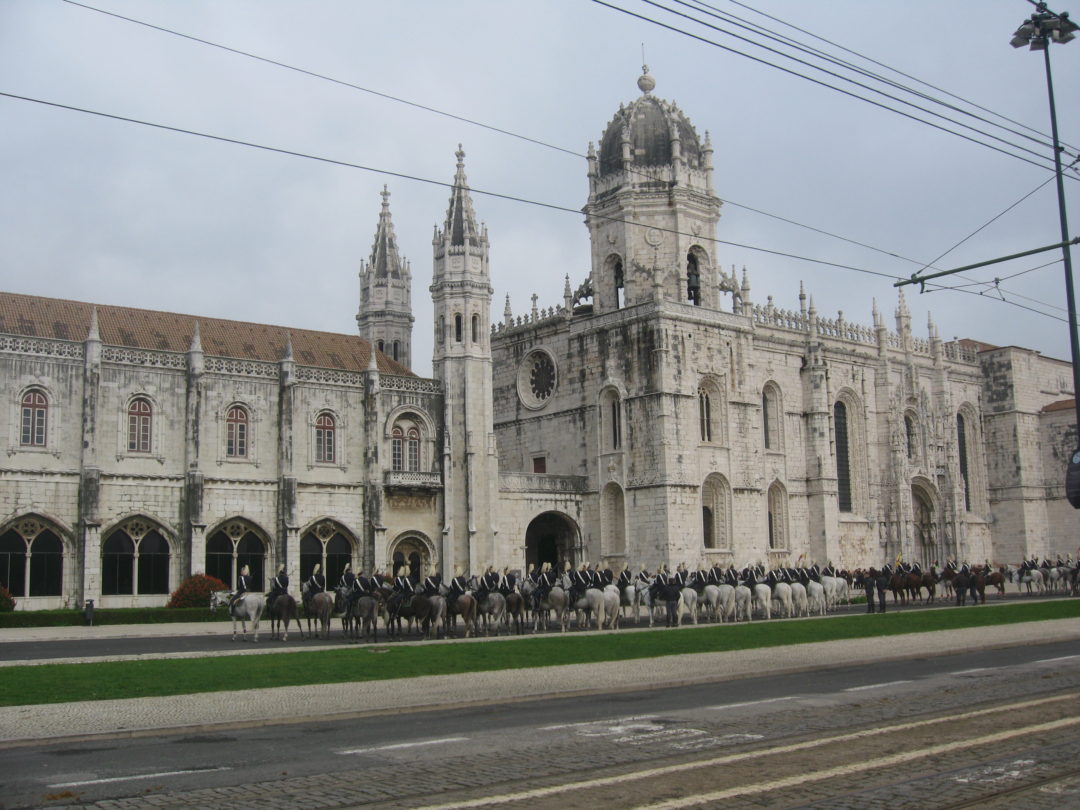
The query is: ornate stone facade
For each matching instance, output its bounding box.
[0,70,1074,609]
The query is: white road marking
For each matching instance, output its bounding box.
[1034,655,1080,664]
[49,767,230,788]
[844,679,912,692]
[407,691,1079,810]
[337,736,468,755]
[951,668,989,675]
[539,714,657,731]
[633,719,1080,810]
[702,696,796,710]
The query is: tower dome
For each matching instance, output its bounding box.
[597,67,704,178]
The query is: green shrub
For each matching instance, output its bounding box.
[0,585,16,612]
[167,573,229,608]
[0,606,226,628]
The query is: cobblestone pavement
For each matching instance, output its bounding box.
[29,641,1080,810]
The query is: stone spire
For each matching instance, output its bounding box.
[443,145,484,248]
[369,185,406,279]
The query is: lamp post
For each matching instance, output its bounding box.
[1010,4,1080,506]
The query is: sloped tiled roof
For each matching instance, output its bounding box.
[0,291,413,376]
[1043,399,1075,414]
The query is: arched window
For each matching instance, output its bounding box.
[127,397,152,453]
[834,401,852,513]
[0,532,27,597]
[236,533,265,590]
[205,532,233,586]
[905,414,917,460]
[687,251,701,306]
[407,427,420,472]
[392,340,401,362]
[438,316,445,346]
[301,529,356,586]
[600,389,623,451]
[391,425,404,471]
[226,406,248,459]
[315,412,336,464]
[20,390,48,447]
[137,531,170,594]
[102,533,135,595]
[377,339,385,353]
[767,482,787,550]
[29,531,63,596]
[471,314,481,344]
[762,383,781,451]
[957,413,971,512]
[614,258,625,309]
[702,474,732,550]
[454,313,463,343]
[699,389,712,442]
[913,486,935,559]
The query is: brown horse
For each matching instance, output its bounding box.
[987,567,1007,598]
[453,594,479,638]
[305,591,335,638]
[267,593,304,641]
[505,592,525,635]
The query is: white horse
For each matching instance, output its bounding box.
[733,584,752,621]
[770,581,793,619]
[622,578,650,624]
[561,575,607,630]
[210,590,265,642]
[806,580,827,616]
[680,587,699,625]
[789,581,808,618]
[1007,565,1044,594]
[701,584,723,622]
[601,585,621,630]
[751,583,772,620]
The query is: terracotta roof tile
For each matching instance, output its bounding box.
[0,291,413,376]
[1042,399,1075,413]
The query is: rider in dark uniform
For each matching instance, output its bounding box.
[421,570,442,597]
[267,565,289,611]
[497,566,513,596]
[394,566,413,596]
[339,564,356,592]
[862,568,876,613]
[230,564,253,610]
[533,562,554,610]
[617,563,632,591]
[568,562,588,604]
[305,564,326,613]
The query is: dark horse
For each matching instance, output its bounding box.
[505,592,525,635]
[267,593,304,641]
[953,568,983,606]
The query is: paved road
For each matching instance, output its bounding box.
[3,636,1079,810]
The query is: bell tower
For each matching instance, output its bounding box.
[583,68,722,314]
[357,186,414,369]
[430,146,498,575]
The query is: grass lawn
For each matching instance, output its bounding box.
[3,599,1077,707]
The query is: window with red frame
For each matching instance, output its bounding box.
[20,390,48,446]
[315,413,336,463]
[127,397,152,453]
[226,406,248,458]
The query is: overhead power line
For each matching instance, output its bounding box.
[591,0,1077,177]
[0,89,903,283]
[35,1,1076,323]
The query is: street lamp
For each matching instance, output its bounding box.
[1010,4,1080,507]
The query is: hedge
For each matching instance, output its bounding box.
[0,606,225,628]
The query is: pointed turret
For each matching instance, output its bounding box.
[438,145,487,252]
[357,185,414,369]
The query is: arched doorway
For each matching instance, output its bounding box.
[524,512,580,572]
[912,484,939,564]
[300,520,358,587]
[205,519,268,590]
[387,533,434,580]
[0,516,67,599]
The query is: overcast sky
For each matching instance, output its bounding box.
[2,0,1078,377]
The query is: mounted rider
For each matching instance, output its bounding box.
[267,565,289,611]
[449,566,469,601]
[393,565,413,596]
[481,564,500,595]
[421,570,442,597]
[497,566,514,596]
[533,562,555,610]
[568,561,588,604]
[598,560,614,588]
[230,564,253,610]
[304,564,326,613]
[339,563,356,593]
[617,563,632,591]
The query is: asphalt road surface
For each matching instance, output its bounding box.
[3,639,1079,810]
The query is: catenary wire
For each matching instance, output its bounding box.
[32,3,1076,321]
[0,89,905,283]
[699,0,1079,158]
[5,87,1067,325]
[604,0,1068,172]
[674,0,1066,160]
[58,0,1073,279]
